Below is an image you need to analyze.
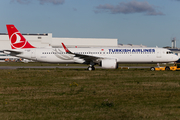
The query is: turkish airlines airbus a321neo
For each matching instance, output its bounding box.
[4,24,179,70]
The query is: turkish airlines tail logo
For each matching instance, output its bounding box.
[6,25,35,49]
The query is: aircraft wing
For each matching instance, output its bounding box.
[73,53,100,63]
[3,50,22,56]
[61,43,102,63]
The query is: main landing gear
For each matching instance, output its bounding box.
[87,65,95,71]
[87,62,95,71]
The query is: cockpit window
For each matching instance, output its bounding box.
[166,51,173,54]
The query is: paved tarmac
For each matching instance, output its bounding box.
[0,66,151,69]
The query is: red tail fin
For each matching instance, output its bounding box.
[6,25,35,49]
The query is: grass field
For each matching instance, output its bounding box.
[0,64,180,119]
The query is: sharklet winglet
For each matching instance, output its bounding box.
[61,43,71,53]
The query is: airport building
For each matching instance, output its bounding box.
[0,33,147,49]
[0,33,119,62]
[164,38,180,59]
[0,33,119,49]
[0,33,147,62]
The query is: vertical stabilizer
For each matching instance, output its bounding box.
[6,25,35,49]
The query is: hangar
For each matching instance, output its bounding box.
[0,32,147,62]
[0,33,119,62]
[0,32,147,49]
[0,33,118,49]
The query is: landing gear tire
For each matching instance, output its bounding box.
[88,66,95,71]
[165,66,170,71]
[150,67,155,71]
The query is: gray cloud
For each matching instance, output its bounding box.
[73,8,77,11]
[170,0,180,1]
[39,0,65,5]
[11,0,65,5]
[95,1,164,16]
[11,0,31,4]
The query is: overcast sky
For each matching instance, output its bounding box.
[0,0,180,47]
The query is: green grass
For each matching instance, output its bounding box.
[0,68,180,119]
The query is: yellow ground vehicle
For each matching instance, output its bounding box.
[150,63,180,71]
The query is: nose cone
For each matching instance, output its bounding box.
[174,55,179,62]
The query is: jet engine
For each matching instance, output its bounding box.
[100,59,118,69]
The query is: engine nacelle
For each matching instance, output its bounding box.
[22,59,33,63]
[100,59,118,69]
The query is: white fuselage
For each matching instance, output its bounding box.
[14,47,178,64]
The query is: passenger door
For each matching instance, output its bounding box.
[31,49,36,59]
[156,49,161,58]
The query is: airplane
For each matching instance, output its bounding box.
[3,24,179,71]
